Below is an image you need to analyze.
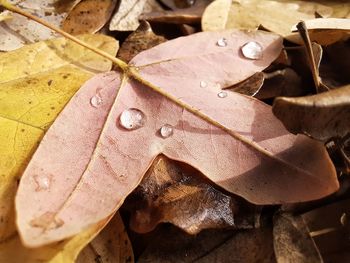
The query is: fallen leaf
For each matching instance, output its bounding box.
[201,0,319,36]
[137,225,275,263]
[0,0,80,51]
[0,34,117,243]
[117,20,167,63]
[77,213,134,263]
[15,30,338,247]
[109,0,163,31]
[272,84,350,141]
[229,72,265,97]
[0,217,110,263]
[158,0,198,10]
[62,0,118,35]
[273,213,322,263]
[125,155,260,234]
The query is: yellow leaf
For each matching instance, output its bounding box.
[0,34,118,260]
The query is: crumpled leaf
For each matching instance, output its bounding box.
[0,0,80,51]
[138,225,275,263]
[109,0,162,31]
[0,217,110,263]
[0,34,117,244]
[16,30,338,247]
[273,213,322,263]
[61,0,118,35]
[272,84,350,141]
[125,155,260,234]
[77,213,134,263]
[117,20,167,63]
[201,0,322,36]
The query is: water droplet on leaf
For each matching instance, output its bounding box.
[241,41,263,60]
[216,38,227,47]
[34,175,51,191]
[160,124,174,138]
[217,91,228,98]
[119,108,146,130]
[200,81,207,88]
[90,94,103,108]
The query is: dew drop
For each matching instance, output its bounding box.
[200,80,207,88]
[90,94,103,108]
[217,91,228,98]
[241,41,263,60]
[119,108,146,130]
[34,175,51,191]
[160,124,174,138]
[216,38,227,47]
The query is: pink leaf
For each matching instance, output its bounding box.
[15,30,338,247]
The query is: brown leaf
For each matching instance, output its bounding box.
[272,84,350,141]
[77,213,134,263]
[273,213,322,263]
[117,21,167,63]
[137,225,275,263]
[125,155,260,234]
[228,72,265,97]
[62,0,118,35]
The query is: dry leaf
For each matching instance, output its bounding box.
[272,84,350,141]
[15,30,338,247]
[125,155,260,234]
[201,0,319,36]
[117,20,167,63]
[273,213,322,263]
[77,213,134,263]
[62,0,118,35]
[0,34,117,245]
[229,72,265,97]
[0,0,80,51]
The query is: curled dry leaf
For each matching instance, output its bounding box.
[288,18,350,45]
[201,0,321,36]
[15,30,338,247]
[117,20,167,63]
[0,34,117,242]
[61,0,118,35]
[77,213,134,263]
[125,155,260,234]
[228,72,265,97]
[273,213,323,263]
[272,84,350,141]
[0,0,80,51]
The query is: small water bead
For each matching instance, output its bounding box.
[217,91,228,98]
[160,124,174,138]
[200,80,207,88]
[241,41,263,60]
[34,175,51,191]
[90,94,103,108]
[216,38,227,47]
[119,108,146,130]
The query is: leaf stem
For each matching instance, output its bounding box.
[0,0,128,71]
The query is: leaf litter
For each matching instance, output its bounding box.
[0,1,349,262]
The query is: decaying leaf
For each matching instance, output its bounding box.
[138,225,275,263]
[0,0,80,51]
[125,155,260,234]
[117,20,167,63]
[228,72,265,97]
[62,0,118,35]
[0,34,117,244]
[272,84,350,141]
[77,213,134,263]
[0,217,111,263]
[273,213,323,263]
[14,29,338,247]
